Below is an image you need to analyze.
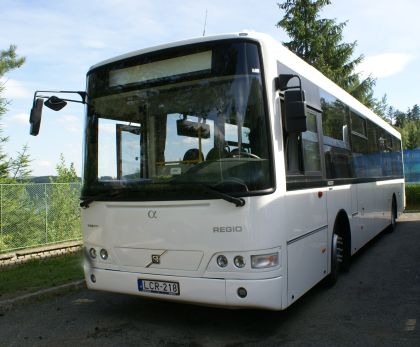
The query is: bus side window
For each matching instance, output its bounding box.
[301,113,321,173]
[282,100,321,176]
[286,133,301,173]
[321,91,352,179]
[281,99,301,174]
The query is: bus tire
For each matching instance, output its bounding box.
[326,212,350,286]
[388,196,397,233]
[326,231,342,286]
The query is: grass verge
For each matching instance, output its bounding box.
[0,251,84,301]
[405,184,420,211]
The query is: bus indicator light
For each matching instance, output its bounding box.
[251,253,279,269]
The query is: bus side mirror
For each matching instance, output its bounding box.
[284,89,307,133]
[30,98,43,136]
[44,96,67,111]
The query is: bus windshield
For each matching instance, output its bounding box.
[82,41,273,201]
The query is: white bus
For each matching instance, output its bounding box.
[30,32,404,310]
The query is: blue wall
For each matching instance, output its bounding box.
[404,149,420,183]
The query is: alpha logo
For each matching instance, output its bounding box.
[148,210,157,219]
[213,226,243,233]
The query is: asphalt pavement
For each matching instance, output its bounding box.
[0,213,419,347]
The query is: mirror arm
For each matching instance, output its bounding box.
[33,90,89,105]
[275,74,302,92]
[77,91,88,104]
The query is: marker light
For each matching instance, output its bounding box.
[216,255,228,268]
[234,255,246,268]
[100,249,108,260]
[89,248,97,259]
[251,252,279,269]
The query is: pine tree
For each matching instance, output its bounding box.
[407,104,420,121]
[277,0,376,108]
[404,122,419,150]
[9,144,32,180]
[0,45,26,181]
[50,154,78,183]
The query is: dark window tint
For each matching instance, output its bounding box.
[321,91,352,179]
[350,118,403,179]
[302,113,321,172]
[351,111,366,136]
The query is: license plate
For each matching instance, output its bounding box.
[138,279,180,296]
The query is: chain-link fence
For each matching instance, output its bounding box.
[0,183,81,254]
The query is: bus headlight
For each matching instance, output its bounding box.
[216,255,228,268]
[89,248,97,259]
[251,252,279,269]
[234,255,246,268]
[100,248,108,260]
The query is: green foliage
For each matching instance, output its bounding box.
[405,184,420,211]
[378,103,420,150]
[0,45,25,76]
[371,95,389,121]
[47,154,81,243]
[50,154,79,183]
[400,122,419,150]
[9,144,32,180]
[0,45,30,181]
[276,2,419,150]
[277,0,376,108]
[0,154,81,253]
[0,184,46,251]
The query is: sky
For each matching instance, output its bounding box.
[1,0,419,177]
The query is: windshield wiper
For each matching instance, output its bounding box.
[81,181,246,208]
[169,178,247,207]
[196,183,245,207]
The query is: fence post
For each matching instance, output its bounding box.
[1,184,3,238]
[45,184,48,244]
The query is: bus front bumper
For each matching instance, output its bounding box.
[85,267,283,310]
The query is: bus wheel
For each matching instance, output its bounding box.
[388,198,397,232]
[326,232,344,286]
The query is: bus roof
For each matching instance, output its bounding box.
[88,32,257,71]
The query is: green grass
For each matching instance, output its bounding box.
[406,184,420,211]
[0,252,84,300]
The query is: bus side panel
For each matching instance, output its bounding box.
[283,189,328,306]
[326,184,352,252]
[375,182,391,233]
[286,226,328,305]
[353,182,375,251]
